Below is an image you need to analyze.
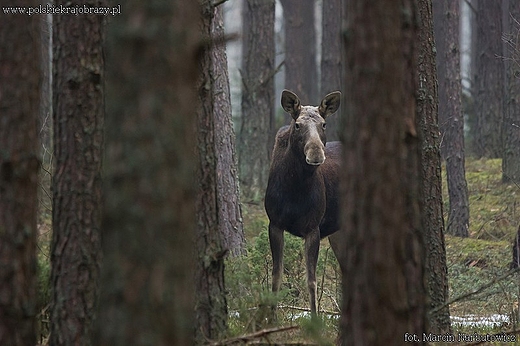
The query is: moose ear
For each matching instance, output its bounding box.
[281,89,301,120]
[318,91,341,119]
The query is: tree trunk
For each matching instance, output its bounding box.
[92,2,200,345]
[464,0,478,146]
[340,1,427,344]
[196,1,239,342]
[434,0,470,239]
[502,0,520,184]
[50,4,105,344]
[39,13,52,158]
[0,5,40,345]
[320,0,342,141]
[211,5,245,256]
[417,0,451,334]
[473,0,504,158]
[280,0,317,105]
[239,0,276,202]
[38,13,53,235]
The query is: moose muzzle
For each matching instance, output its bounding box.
[304,143,326,166]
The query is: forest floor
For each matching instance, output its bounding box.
[34,157,520,345]
[225,158,520,345]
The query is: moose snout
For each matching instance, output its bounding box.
[304,144,326,165]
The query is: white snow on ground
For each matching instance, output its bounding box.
[451,314,510,327]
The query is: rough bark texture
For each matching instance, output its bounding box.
[0,4,40,345]
[280,0,317,106]
[417,0,451,334]
[474,0,504,158]
[92,2,200,345]
[320,0,342,141]
[50,4,104,345]
[340,1,427,344]
[239,0,276,202]
[211,6,245,256]
[196,2,233,342]
[40,14,52,155]
[434,0,470,239]
[503,0,520,184]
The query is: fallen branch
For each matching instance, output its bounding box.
[278,304,340,316]
[206,325,299,346]
[430,268,519,315]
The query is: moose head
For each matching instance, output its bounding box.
[281,90,341,166]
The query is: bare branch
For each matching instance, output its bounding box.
[430,268,519,315]
[261,60,285,86]
[206,325,299,346]
[278,304,340,316]
[212,0,229,7]
[463,0,476,15]
[240,60,285,96]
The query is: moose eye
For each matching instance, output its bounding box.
[322,123,327,129]
[295,123,300,130]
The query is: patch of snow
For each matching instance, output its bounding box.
[451,314,509,327]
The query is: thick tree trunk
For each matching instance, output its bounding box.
[340,1,427,344]
[211,6,245,255]
[474,0,504,158]
[418,0,451,334]
[0,5,40,345]
[434,0,470,239]
[280,0,317,105]
[196,2,236,342]
[92,2,200,345]
[320,0,342,141]
[50,4,105,344]
[239,0,276,202]
[503,0,520,184]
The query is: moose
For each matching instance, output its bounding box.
[264,89,343,317]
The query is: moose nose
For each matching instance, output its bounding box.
[306,156,325,165]
[305,146,325,165]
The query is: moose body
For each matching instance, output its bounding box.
[264,90,342,316]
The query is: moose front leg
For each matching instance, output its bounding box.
[304,229,321,317]
[268,223,284,305]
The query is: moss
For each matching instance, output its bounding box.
[231,157,520,341]
[443,158,519,240]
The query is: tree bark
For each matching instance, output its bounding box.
[434,0,470,239]
[40,13,52,157]
[196,1,239,342]
[0,4,40,344]
[474,0,504,158]
[92,2,200,345]
[340,1,427,344]
[418,0,451,334]
[211,5,245,256]
[502,0,520,184]
[50,4,105,344]
[280,0,317,105]
[239,0,276,202]
[320,0,342,141]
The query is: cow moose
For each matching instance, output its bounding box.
[264,89,343,317]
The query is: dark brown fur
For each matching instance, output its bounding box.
[264,90,341,316]
[265,127,340,239]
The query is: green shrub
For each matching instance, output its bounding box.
[226,224,341,338]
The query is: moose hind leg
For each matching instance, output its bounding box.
[304,230,320,316]
[328,230,346,274]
